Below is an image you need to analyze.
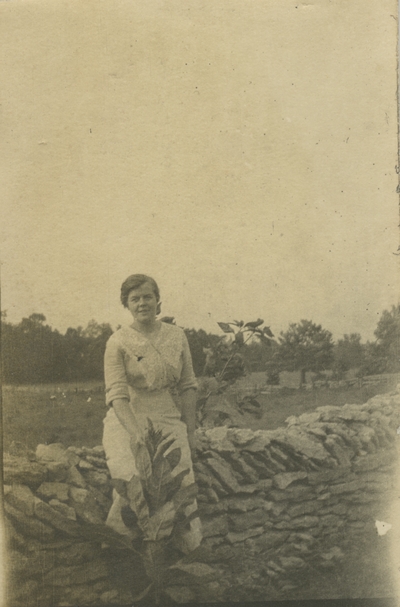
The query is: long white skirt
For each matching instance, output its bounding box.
[102,389,202,554]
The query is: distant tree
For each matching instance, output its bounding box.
[332,333,365,378]
[63,326,85,381]
[364,305,400,373]
[276,319,334,383]
[81,320,113,379]
[243,339,278,373]
[2,314,66,383]
[1,314,114,384]
[184,328,220,377]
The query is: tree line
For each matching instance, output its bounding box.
[1,305,400,385]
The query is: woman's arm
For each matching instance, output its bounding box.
[180,388,197,459]
[112,398,141,439]
[177,332,198,459]
[104,337,141,441]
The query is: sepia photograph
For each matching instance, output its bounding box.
[1,1,399,606]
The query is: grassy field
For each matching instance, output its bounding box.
[2,378,395,452]
[2,382,107,451]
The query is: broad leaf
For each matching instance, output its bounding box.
[263,326,274,337]
[160,316,176,325]
[126,475,150,533]
[131,583,154,603]
[146,457,173,512]
[256,332,272,346]
[168,510,199,542]
[153,437,176,464]
[111,478,127,498]
[131,440,153,485]
[165,447,181,472]
[164,468,190,503]
[217,322,235,333]
[172,483,198,512]
[142,540,168,590]
[145,418,164,459]
[146,500,176,541]
[244,318,264,329]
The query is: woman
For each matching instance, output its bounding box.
[102,274,202,554]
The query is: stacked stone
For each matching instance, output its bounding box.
[3,443,133,606]
[188,391,399,601]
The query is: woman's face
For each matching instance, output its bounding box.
[127,282,158,325]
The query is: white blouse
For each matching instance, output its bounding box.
[104,322,198,407]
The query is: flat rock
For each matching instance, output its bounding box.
[78,459,95,470]
[275,515,319,530]
[49,499,77,521]
[269,485,312,502]
[170,561,217,581]
[199,502,227,516]
[330,479,365,494]
[100,590,119,604]
[34,497,81,536]
[226,527,264,543]
[319,514,342,528]
[321,546,344,561]
[202,514,229,538]
[242,430,272,452]
[283,429,332,463]
[229,509,270,532]
[204,427,236,452]
[36,443,68,463]
[241,451,273,477]
[279,556,306,570]
[245,530,288,552]
[70,487,90,503]
[37,482,70,502]
[338,407,369,422]
[5,484,35,516]
[4,517,26,548]
[85,455,108,468]
[67,466,87,488]
[92,445,106,455]
[3,454,47,487]
[352,450,395,471]
[324,437,352,467]
[69,487,105,524]
[4,501,55,541]
[307,467,349,485]
[273,471,308,490]
[224,452,258,483]
[204,458,241,494]
[83,470,110,488]
[226,497,270,513]
[287,500,323,519]
[165,586,196,603]
[226,428,258,447]
[45,462,70,482]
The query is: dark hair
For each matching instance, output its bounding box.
[120,274,160,308]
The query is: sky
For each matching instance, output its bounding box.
[1,0,399,341]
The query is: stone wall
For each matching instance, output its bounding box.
[3,388,400,605]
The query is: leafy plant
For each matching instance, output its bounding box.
[114,418,199,604]
[197,319,274,427]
